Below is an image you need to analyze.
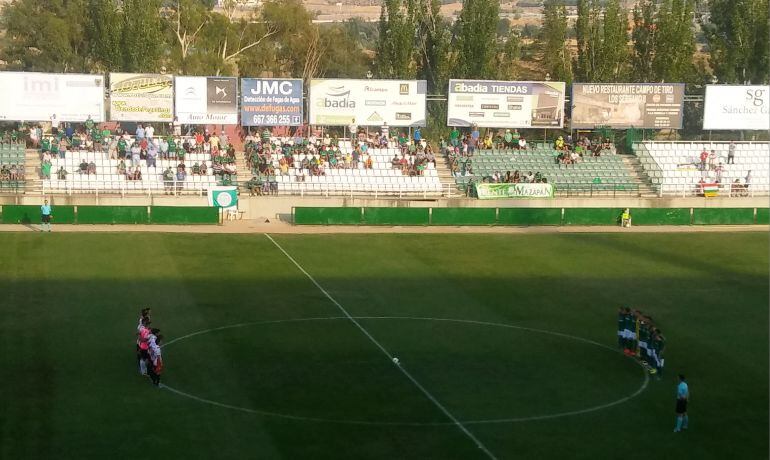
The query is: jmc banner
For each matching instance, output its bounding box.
[447,80,566,128]
[0,72,104,122]
[703,85,770,130]
[475,183,555,199]
[109,73,173,122]
[309,79,426,127]
[241,78,303,126]
[572,83,685,129]
[175,76,238,124]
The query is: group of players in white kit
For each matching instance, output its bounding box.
[136,308,164,386]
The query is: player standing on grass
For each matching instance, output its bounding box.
[617,307,625,348]
[674,374,689,432]
[137,317,151,375]
[148,332,164,387]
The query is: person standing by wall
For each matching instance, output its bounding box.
[40,199,52,232]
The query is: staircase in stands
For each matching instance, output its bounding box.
[619,154,657,197]
[25,149,42,195]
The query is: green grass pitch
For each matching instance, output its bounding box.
[0,232,767,459]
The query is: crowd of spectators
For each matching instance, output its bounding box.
[243,126,437,187]
[0,163,24,181]
[554,135,611,164]
[32,118,235,183]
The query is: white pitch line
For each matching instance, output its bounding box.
[161,316,649,425]
[264,233,497,460]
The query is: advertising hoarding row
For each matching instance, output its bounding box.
[308,79,427,127]
[0,72,105,122]
[703,85,770,131]
[447,80,566,128]
[571,83,685,129]
[3,72,768,131]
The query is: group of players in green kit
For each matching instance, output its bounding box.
[618,307,665,376]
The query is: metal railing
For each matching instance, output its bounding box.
[233,180,454,199]
[40,179,214,197]
[658,183,767,198]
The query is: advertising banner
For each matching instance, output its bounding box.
[175,76,238,124]
[703,85,770,130]
[571,83,685,129]
[309,79,426,127]
[474,183,555,199]
[109,73,173,122]
[447,80,565,128]
[0,72,105,122]
[241,78,303,126]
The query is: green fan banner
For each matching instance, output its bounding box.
[474,183,554,199]
[208,186,238,208]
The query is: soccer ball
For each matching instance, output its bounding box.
[392,357,400,364]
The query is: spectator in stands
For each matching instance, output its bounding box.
[699,149,708,171]
[147,142,158,168]
[57,167,67,180]
[136,124,145,140]
[745,170,752,190]
[381,122,389,144]
[200,162,207,175]
[130,143,141,167]
[414,127,422,144]
[145,124,154,141]
[708,150,717,170]
[518,137,527,150]
[163,167,174,194]
[79,159,88,175]
[87,161,97,175]
[727,141,736,164]
[10,164,20,181]
[192,163,200,175]
[246,176,261,196]
[525,171,534,183]
[513,170,521,183]
[449,126,460,148]
[50,114,59,135]
[117,136,128,159]
[555,136,565,151]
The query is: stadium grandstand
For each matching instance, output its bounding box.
[636,141,770,197]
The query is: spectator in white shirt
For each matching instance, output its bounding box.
[144,124,154,140]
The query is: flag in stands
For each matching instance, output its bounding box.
[208,186,238,208]
[701,183,719,197]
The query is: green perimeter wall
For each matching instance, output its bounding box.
[562,208,625,226]
[0,205,217,225]
[431,208,496,226]
[150,206,218,224]
[498,208,562,226]
[692,208,755,225]
[294,207,769,226]
[363,207,430,225]
[294,207,362,225]
[77,206,149,224]
[757,207,769,225]
[1,205,75,224]
[630,208,691,226]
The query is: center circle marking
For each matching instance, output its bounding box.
[162,316,649,425]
